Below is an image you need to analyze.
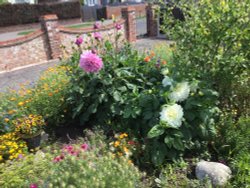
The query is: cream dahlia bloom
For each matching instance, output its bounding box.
[160,104,184,128]
[169,82,190,102]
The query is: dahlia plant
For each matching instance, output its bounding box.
[63,21,219,166]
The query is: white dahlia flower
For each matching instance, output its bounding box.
[161,68,169,75]
[162,76,173,87]
[160,104,184,128]
[169,82,190,102]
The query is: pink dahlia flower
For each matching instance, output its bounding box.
[79,51,103,73]
[75,36,83,46]
[93,32,102,40]
[115,23,122,30]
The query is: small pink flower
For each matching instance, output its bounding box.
[30,184,38,188]
[63,145,74,152]
[115,23,122,30]
[70,150,79,156]
[75,36,83,46]
[79,51,103,73]
[93,22,101,29]
[53,156,61,162]
[93,32,102,40]
[81,143,89,151]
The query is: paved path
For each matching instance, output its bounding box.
[0,60,59,92]
[0,38,170,92]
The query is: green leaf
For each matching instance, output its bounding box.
[113,91,121,102]
[164,136,173,148]
[172,138,184,151]
[148,125,165,138]
[151,142,167,166]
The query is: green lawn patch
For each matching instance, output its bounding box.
[66,23,93,29]
[17,30,35,36]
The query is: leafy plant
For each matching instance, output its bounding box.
[0,132,146,188]
[161,0,250,115]
[65,27,219,167]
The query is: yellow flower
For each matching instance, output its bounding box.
[123,147,129,153]
[9,149,15,154]
[114,141,120,147]
[4,118,9,123]
[18,101,24,106]
[119,133,128,139]
[0,155,3,161]
[8,110,15,114]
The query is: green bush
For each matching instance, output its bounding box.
[65,32,219,166]
[0,131,146,188]
[0,151,54,187]
[26,65,71,125]
[161,0,250,115]
[47,150,144,188]
[213,116,250,160]
[231,152,250,187]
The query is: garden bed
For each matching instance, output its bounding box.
[0,1,249,187]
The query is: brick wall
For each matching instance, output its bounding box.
[59,19,126,55]
[0,30,48,71]
[105,3,147,19]
[0,12,136,72]
[0,1,80,27]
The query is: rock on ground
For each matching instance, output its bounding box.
[196,161,232,186]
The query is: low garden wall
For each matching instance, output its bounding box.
[59,19,126,55]
[0,30,48,71]
[0,7,136,72]
[0,1,80,27]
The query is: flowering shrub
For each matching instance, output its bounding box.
[13,114,46,136]
[109,133,136,161]
[0,132,27,162]
[64,22,219,167]
[27,65,71,125]
[0,150,54,187]
[0,134,146,188]
[48,144,144,188]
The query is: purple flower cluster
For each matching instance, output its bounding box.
[75,36,83,46]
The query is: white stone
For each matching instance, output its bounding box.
[196,161,232,186]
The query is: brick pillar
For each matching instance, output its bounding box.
[122,7,136,43]
[40,14,61,59]
[147,4,159,37]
